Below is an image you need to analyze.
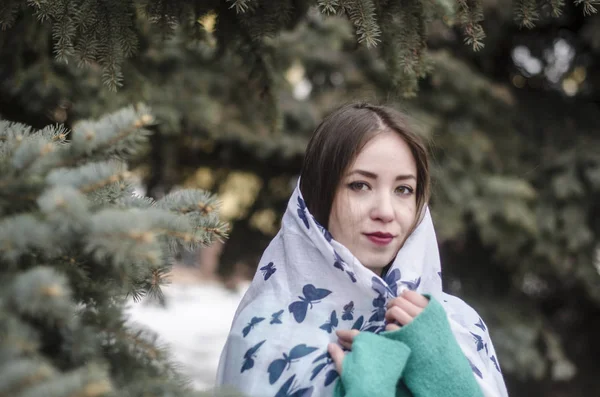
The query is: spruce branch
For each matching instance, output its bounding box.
[548,0,566,17]
[378,0,430,96]
[62,105,154,167]
[342,0,381,47]
[0,0,20,30]
[46,161,131,195]
[226,0,257,14]
[8,267,76,326]
[37,186,90,236]
[574,0,599,15]
[0,315,42,359]
[0,215,56,264]
[52,2,76,63]
[0,107,228,397]
[515,0,540,28]
[0,358,56,395]
[12,364,113,397]
[155,189,221,216]
[456,0,486,50]
[318,0,340,15]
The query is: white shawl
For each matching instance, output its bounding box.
[216,182,509,397]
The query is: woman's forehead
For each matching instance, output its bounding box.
[348,132,417,175]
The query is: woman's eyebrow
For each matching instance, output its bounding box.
[347,169,416,181]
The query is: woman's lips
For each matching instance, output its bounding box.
[364,233,394,246]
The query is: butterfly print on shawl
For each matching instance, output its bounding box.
[490,355,501,372]
[369,294,386,323]
[319,310,338,333]
[333,251,357,283]
[351,315,384,334]
[297,197,310,229]
[402,277,421,291]
[275,374,314,397]
[271,309,284,324]
[467,358,483,379]
[268,344,319,384]
[288,284,332,323]
[371,277,395,298]
[312,216,332,242]
[383,268,401,296]
[260,262,277,281]
[241,340,266,373]
[242,316,265,337]
[342,301,354,321]
[470,332,486,352]
[310,351,339,387]
[475,317,487,331]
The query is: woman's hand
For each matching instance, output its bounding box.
[328,329,359,374]
[327,290,429,373]
[385,290,429,331]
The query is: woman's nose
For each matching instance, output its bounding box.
[370,192,394,222]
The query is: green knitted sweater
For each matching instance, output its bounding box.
[333,296,484,397]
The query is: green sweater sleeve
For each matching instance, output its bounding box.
[381,296,484,397]
[334,296,484,397]
[334,331,411,397]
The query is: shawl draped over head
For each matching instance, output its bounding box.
[216,182,509,397]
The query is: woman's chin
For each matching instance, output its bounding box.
[362,258,394,275]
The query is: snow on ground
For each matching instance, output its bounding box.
[125,281,248,391]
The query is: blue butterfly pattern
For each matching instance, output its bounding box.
[241,340,266,373]
[260,262,277,281]
[297,197,310,229]
[369,294,386,323]
[332,252,357,283]
[310,351,339,387]
[490,355,501,372]
[271,310,284,324]
[342,301,354,321]
[371,277,394,298]
[475,317,487,331]
[313,216,332,242]
[288,284,332,323]
[275,375,314,397]
[268,344,318,384]
[383,268,401,296]
[470,332,485,352]
[319,310,338,333]
[333,252,344,271]
[402,277,421,291]
[346,271,357,282]
[350,314,384,334]
[351,315,364,331]
[467,358,483,379]
[243,316,265,337]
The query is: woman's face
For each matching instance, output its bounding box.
[328,131,418,275]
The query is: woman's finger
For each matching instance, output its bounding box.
[336,329,360,343]
[385,323,401,332]
[338,337,352,351]
[385,305,413,326]
[328,343,345,374]
[386,296,422,318]
[402,290,429,308]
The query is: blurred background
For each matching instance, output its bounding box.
[1,1,599,396]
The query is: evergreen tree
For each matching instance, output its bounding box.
[0,0,596,95]
[0,105,230,397]
[0,1,599,396]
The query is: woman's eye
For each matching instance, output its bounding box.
[396,186,414,195]
[348,182,369,191]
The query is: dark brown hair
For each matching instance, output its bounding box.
[299,102,431,229]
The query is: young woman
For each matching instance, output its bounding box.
[216,103,509,397]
